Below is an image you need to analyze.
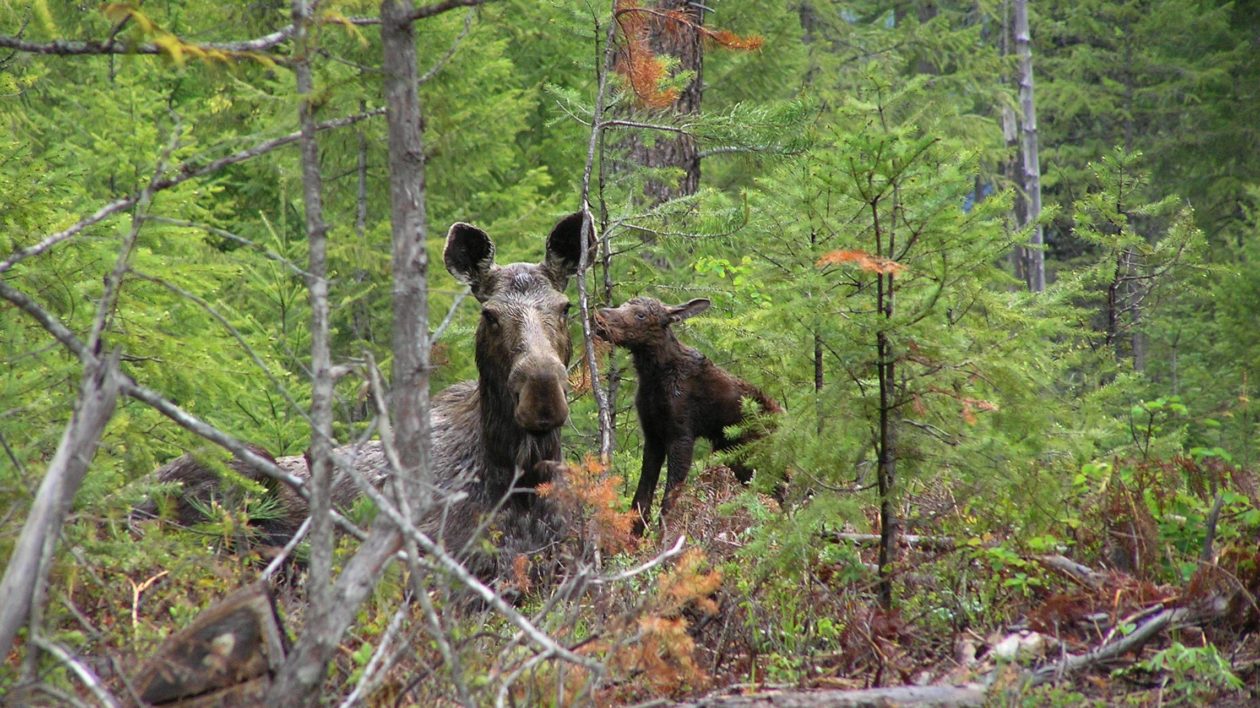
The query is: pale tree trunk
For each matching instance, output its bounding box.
[0,351,121,661]
[382,0,433,513]
[288,0,337,625]
[266,0,434,701]
[1013,0,1045,292]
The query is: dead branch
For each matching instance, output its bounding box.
[0,26,294,57]
[405,0,493,23]
[679,684,987,707]
[578,1,622,462]
[0,108,384,276]
[0,350,122,660]
[1027,596,1230,686]
[32,636,121,708]
[1034,554,1107,589]
[831,531,958,551]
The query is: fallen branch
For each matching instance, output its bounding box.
[679,684,987,707]
[1034,554,1107,589]
[1027,594,1230,686]
[831,532,957,551]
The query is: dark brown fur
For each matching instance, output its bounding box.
[145,213,593,580]
[595,297,781,533]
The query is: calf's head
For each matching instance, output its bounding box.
[445,212,593,434]
[594,296,711,351]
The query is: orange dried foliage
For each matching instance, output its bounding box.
[817,249,908,275]
[614,0,762,108]
[511,553,532,595]
[623,615,708,694]
[602,549,722,696]
[706,29,764,50]
[538,456,638,555]
[569,339,612,396]
[655,548,722,616]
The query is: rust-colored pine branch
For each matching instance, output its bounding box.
[612,0,762,108]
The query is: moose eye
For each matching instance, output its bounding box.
[482,310,500,329]
[558,302,572,319]
[635,312,646,321]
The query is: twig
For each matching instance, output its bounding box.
[589,534,686,584]
[31,636,121,708]
[432,289,470,342]
[0,27,295,57]
[418,8,475,85]
[260,515,312,582]
[0,109,384,275]
[141,216,310,277]
[129,570,169,637]
[338,601,411,708]
[406,0,493,23]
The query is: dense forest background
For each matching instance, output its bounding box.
[2,0,1259,705]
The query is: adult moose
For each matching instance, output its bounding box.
[595,296,781,534]
[147,212,593,578]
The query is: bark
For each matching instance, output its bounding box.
[621,0,703,203]
[266,0,441,700]
[382,0,434,508]
[875,195,898,610]
[290,0,337,633]
[0,351,121,660]
[581,4,621,462]
[1013,0,1045,292]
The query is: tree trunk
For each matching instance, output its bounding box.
[267,1,444,701]
[874,199,898,610]
[0,351,120,660]
[289,0,337,623]
[381,0,433,514]
[623,0,703,203]
[1013,0,1045,292]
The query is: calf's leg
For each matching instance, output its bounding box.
[631,437,667,535]
[658,436,697,520]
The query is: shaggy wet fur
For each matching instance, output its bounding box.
[146,213,593,582]
[595,296,781,533]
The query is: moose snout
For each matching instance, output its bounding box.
[509,358,570,433]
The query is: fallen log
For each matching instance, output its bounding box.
[132,582,287,706]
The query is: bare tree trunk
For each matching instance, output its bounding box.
[0,351,121,660]
[583,4,621,463]
[381,0,433,511]
[289,0,337,631]
[267,0,436,700]
[1013,0,1045,292]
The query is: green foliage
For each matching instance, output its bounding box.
[1122,642,1246,705]
[2,0,1258,703]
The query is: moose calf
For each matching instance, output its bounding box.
[595,297,781,533]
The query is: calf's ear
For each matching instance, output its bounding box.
[444,222,496,300]
[542,211,596,289]
[669,298,711,322]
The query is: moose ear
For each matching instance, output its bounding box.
[444,222,496,299]
[542,211,596,289]
[669,298,711,323]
